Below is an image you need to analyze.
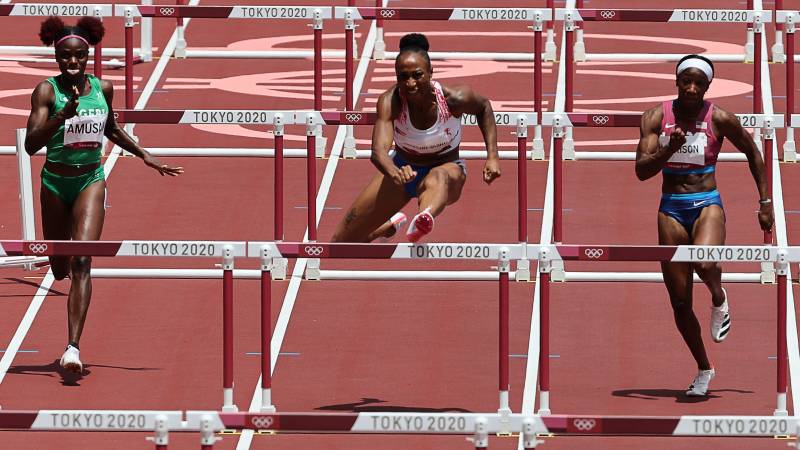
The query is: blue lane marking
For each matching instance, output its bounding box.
[0,349,38,353]
[768,356,777,360]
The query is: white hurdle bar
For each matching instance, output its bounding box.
[541,112,784,246]
[0,239,247,413]
[2,410,798,449]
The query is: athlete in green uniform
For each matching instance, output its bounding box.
[24,16,183,374]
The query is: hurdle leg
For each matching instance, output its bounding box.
[261,251,276,412]
[313,11,327,156]
[785,17,796,162]
[145,414,169,449]
[538,250,552,415]
[473,417,488,449]
[222,247,238,412]
[775,254,789,416]
[373,0,385,59]
[498,249,511,416]
[773,0,786,62]
[199,414,221,449]
[175,0,187,58]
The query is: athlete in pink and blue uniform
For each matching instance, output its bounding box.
[636,54,773,397]
[332,33,500,243]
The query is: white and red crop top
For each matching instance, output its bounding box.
[393,81,461,156]
[659,100,723,175]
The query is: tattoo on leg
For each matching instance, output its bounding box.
[344,208,357,226]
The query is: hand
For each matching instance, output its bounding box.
[143,154,184,177]
[667,127,686,152]
[758,202,774,232]
[387,164,417,187]
[483,156,501,184]
[58,85,80,121]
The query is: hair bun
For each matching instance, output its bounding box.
[39,16,66,46]
[399,33,429,52]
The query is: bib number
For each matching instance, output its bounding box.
[663,132,706,166]
[64,113,107,148]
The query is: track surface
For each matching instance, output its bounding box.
[0,1,796,449]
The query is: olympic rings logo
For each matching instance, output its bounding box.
[304,245,324,257]
[159,7,175,16]
[584,248,604,259]
[572,418,597,431]
[600,10,615,19]
[380,9,396,18]
[345,113,363,122]
[592,115,610,125]
[28,243,48,254]
[250,416,275,429]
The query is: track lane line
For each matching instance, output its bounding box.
[234,10,382,450]
[0,1,197,388]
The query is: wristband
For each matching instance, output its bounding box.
[759,198,772,205]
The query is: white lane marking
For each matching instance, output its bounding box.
[234,6,383,450]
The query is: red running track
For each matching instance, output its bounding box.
[0,0,796,449]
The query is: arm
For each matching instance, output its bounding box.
[370,89,415,185]
[446,85,500,184]
[635,105,683,181]
[102,80,182,176]
[24,81,76,155]
[714,107,773,231]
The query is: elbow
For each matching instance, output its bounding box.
[635,165,651,181]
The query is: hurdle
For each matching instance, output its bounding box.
[334,6,552,159]
[0,3,115,79]
[542,112,783,247]
[533,242,793,416]
[0,239,248,412]
[248,241,522,416]
[0,2,152,64]
[776,9,797,162]
[114,5,333,115]
[555,7,772,126]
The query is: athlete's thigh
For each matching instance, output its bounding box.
[70,181,107,241]
[691,205,725,246]
[40,185,72,275]
[658,211,693,301]
[421,162,466,204]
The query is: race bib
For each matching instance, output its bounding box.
[64,113,107,149]
[663,131,707,166]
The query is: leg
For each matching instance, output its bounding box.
[691,205,726,307]
[416,162,466,216]
[67,181,106,346]
[331,172,409,242]
[658,212,712,371]
[40,185,72,280]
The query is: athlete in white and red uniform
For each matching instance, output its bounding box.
[332,33,500,243]
[636,54,773,397]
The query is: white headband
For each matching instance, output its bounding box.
[676,58,713,82]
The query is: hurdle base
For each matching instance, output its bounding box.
[544,29,557,62]
[783,139,796,163]
[271,258,288,281]
[775,393,788,416]
[316,136,328,158]
[549,260,565,282]
[744,29,755,63]
[760,262,776,284]
[562,138,575,160]
[305,258,321,280]
[773,32,786,63]
[373,40,386,60]
[343,136,357,159]
[515,259,531,282]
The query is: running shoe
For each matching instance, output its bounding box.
[379,212,407,241]
[406,209,434,243]
[710,287,731,343]
[60,345,82,373]
[686,368,715,397]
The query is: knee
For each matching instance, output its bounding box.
[70,256,92,278]
[670,296,693,316]
[421,170,447,191]
[50,257,69,280]
[694,262,719,275]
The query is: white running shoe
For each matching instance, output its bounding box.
[710,288,731,343]
[60,345,82,373]
[406,208,434,243]
[686,368,715,397]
